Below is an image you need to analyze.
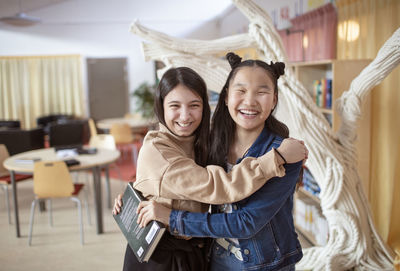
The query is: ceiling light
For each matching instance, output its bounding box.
[0,12,41,26]
[0,0,41,27]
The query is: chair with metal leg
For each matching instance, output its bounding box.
[110,123,139,163]
[0,144,32,224]
[89,134,123,208]
[28,161,90,245]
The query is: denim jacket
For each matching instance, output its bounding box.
[169,126,303,270]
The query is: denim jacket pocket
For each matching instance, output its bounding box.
[251,222,282,265]
[267,222,281,254]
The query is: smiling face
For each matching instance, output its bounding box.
[163,84,203,137]
[226,65,277,134]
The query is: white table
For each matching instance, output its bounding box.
[3,147,120,237]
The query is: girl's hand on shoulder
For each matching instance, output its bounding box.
[112,193,123,215]
[277,138,308,164]
[136,200,172,228]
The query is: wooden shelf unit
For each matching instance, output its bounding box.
[290,59,373,245]
[295,224,318,246]
[298,186,320,204]
[293,192,322,246]
[289,59,372,192]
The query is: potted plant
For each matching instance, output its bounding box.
[131,82,156,119]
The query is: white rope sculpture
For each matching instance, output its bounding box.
[130,0,399,269]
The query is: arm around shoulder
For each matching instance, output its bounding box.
[160,149,285,204]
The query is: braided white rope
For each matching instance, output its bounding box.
[129,0,398,269]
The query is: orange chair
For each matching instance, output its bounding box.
[110,123,140,164]
[0,144,32,224]
[28,161,90,245]
[88,118,98,137]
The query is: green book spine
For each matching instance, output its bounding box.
[113,183,166,263]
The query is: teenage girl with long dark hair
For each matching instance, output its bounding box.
[135,53,305,271]
[114,65,306,271]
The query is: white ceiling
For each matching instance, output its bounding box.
[0,0,234,36]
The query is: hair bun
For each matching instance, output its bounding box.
[270,62,285,79]
[226,52,242,69]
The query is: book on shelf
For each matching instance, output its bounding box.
[295,196,329,246]
[320,78,326,108]
[113,183,166,263]
[326,79,332,109]
[313,80,321,107]
[313,78,332,109]
[302,167,321,197]
[14,157,41,164]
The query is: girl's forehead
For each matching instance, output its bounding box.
[165,84,202,101]
[230,66,274,85]
[236,65,270,75]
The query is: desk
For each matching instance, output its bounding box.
[97,117,156,133]
[3,147,120,237]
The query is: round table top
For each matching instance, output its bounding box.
[96,117,156,130]
[3,147,120,173]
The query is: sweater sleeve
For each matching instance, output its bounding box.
[169,162,302,239]
[133,136,285,204]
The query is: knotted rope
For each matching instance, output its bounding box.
[130,1,399,269]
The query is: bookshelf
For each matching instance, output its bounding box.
[294,190,328,246]
[290,59,372,246]
[298,186,320,205]
[290,59,371,132]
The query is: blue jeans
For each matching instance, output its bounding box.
[277,264,295,271]
[210,242,296,271]
[210,241,244,271]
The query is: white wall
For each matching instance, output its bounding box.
[0,23,154,115]
[0,19,221,114]
[0,0,223,115]
[0,0,329,115]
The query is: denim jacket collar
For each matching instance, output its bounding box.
[237,125,277,164]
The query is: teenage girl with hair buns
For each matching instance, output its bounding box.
[135,53,305,271]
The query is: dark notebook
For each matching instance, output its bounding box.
[113,183,166,263]
[63,159,80,167]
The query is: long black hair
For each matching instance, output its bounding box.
[209,52,289,168]
[154,67,210,167]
